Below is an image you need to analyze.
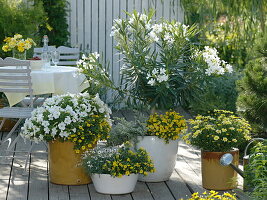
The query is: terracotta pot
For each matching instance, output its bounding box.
[137,136,178,182]
[48,140,92,185]
[201,149,239,190]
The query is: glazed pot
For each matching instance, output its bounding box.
[48,140,92,185]
[136,136,178,182]
[201,149,239,190]
[91,174,138,194]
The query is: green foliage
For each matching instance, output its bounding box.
[189,74,239,114]
[36,0,69,46]
[244,141,267,200]
[181,0,267,69]
[237,33,267,136]
[107,116,147,147]
[0,0,46,58]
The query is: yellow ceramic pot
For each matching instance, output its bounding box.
[48,140,91,185]
[201,149,239,190]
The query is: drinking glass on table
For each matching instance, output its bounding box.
[51,51,60,67]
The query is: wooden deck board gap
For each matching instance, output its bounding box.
[174,169,194,194]
[145,182,155,200]
[164,181,179,200]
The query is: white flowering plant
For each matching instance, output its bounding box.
[76,53,115,97]
[192,46,233,76]
[110,10,233,109]
[21,93,112,153]
[77,10,234,110]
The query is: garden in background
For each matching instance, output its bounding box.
[0,0,266,199]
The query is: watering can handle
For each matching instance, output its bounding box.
[244,138,265,157]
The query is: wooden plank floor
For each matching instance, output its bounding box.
[0,110,249,200]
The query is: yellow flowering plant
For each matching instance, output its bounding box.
[2,34,36,52]
[180,190,237,200]
[183,110,252,152]
[21,93,112,153]
[147,111,187,143]
[83,142,155,177]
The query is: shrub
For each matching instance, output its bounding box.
[237,33,267,136]
[36,0,69,46]
[245,141,267,200]
[0,0,45,58]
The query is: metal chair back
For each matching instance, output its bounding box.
[0,57,33,107]
[57,46,80,66]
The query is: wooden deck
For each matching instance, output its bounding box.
[0,110,249,200]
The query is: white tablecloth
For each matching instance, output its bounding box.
[4,66,89,106]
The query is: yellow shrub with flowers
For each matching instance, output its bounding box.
[83,142,155,177]
[147,111,187,143]
[21,93,112,153]
[183,110,251,152]
[180,190,237,200]
[2,34,36,52]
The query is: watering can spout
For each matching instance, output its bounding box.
[220,153,244,178]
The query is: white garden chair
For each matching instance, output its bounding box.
[0,57,35,172]
[33,46,56,58]
[56,46,80,66]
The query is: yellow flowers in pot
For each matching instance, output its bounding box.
[147,111,187,143]
[183,109,252,152]
[2,34,36,52]
[83,142,155,177]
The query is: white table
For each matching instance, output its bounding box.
[4,66,89,106]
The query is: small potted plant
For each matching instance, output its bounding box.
[183,109,252,190]
[2,34,36,60]
[82,142,155,194]
[179,190,237,200]
[21,93,112,185]
[107,111,187,182]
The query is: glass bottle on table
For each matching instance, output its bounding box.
[41,35,50,70]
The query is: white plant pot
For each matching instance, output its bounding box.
[136,136,178,182]
[91,174,138,194]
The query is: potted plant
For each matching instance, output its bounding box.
[21,93,112,185]
[107,111,187,182]
[137,111,187,182]
[2,34,36,60]
[183,109,252,190]
[179,190,237,200]
[82,142,155,194]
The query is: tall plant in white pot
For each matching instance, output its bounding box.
[108,111,187,182]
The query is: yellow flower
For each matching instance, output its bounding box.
[81,146,86,150]
[214,136,219,141]
[232,139,237,142]
[75,150,80,154]
[2,45,9,52]
[223,137,228,142]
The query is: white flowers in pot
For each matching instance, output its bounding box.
[21,93,112,152]
[82,142,155,194]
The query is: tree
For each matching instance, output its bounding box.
[36,0,69,46]
[237,33,267,136]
